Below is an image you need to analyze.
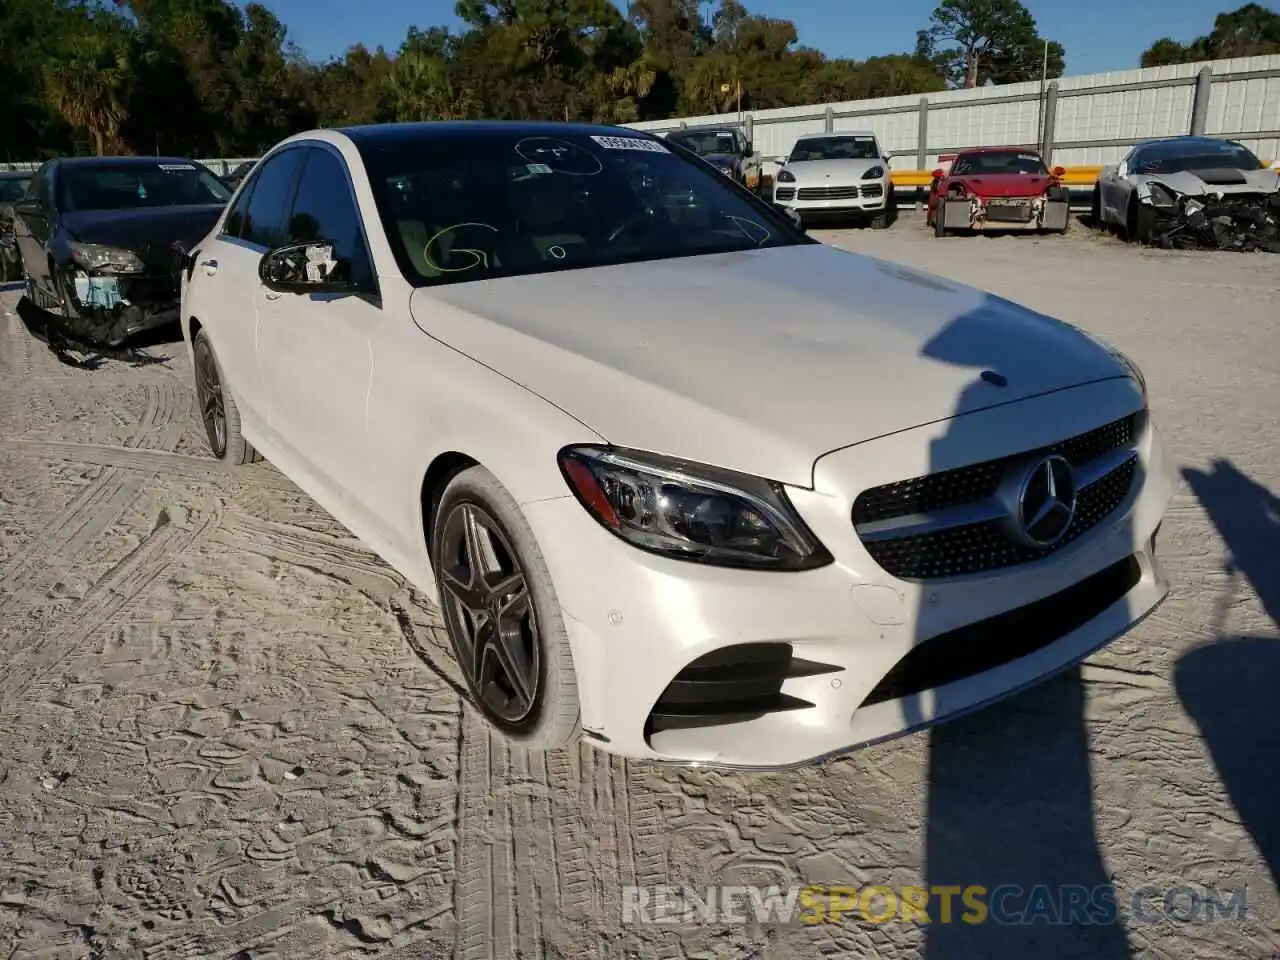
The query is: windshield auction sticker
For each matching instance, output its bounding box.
[590,136,669,153]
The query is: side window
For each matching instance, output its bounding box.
[28,164,52,207]
[286,147,375,291]
[242,148,305,249]
[222,170,257,239]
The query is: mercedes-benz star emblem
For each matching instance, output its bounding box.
[1014,454,1077,547]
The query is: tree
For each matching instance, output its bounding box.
[1141,3,1280,66]
[917,0,1063,88]
[45,22,131,155]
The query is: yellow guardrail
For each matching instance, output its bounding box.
[888,162,1277,189]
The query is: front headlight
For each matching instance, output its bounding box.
[69,241,145,274]
[776,169,796,183]
[862,166,885,180]
[1145,181,1178,207]
[558,446,834,571]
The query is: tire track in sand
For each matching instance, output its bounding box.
[453,713,670,960]
[0,494,222,703]
[0,383,183,624]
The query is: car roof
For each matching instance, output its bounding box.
[796,131,877,139]
[339,120,656,148]
[53,156,209,168]
[1136,135,1243,150]
[954,146,1042,156]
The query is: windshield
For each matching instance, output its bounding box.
[57,162,232,212]
[364,130,808,288]
[666,130,739,156]
[0,178,30,203]
[951,151,1048,175]
[789,137,880,162]
[1133,141,1264,175]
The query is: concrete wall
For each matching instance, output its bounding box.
[626,53,1280,174]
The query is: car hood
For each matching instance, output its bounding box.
[1134,167,1280,196]
[785,158,883,183]
[410,244,1126,486]
[60,204,226,252]
[951,173,1052,197]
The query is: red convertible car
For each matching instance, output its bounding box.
[927,147,1071,236]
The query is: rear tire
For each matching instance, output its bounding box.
[431,465,582,751]
[192,328,260,465]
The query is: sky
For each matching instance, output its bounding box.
[261,0,1242,78]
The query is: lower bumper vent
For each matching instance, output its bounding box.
[646,643,838,737]
[862,554,1142,708]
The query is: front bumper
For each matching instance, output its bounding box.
[940,194,1070,231]
[774,182,888,217]
[51,263,182,347]
[521,379,1175,768]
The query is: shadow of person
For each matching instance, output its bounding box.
[1174,461,1280,887]
[896,292,1144,959]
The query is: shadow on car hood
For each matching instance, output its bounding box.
[411,244,1125,486]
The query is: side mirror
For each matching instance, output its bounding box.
[931,168,945,180]
[744,142,754,157]
[777,204,804,233]
[1052,166,1066,178]
[259,241,359,295]
[774,156,789,166]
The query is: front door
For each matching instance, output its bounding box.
[189,147,306,430]
[255,144,383,523]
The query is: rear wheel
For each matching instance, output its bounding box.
[431,465,581,751]
[192,328,260,465]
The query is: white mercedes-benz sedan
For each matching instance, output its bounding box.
[180,121,1174,769]
[772,131,896,228]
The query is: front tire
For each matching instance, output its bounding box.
[192,328,260,465]
[1090,187,1103,229]
[431,465,581,751]
[1125,198,1157,245]
[934,206,949,237]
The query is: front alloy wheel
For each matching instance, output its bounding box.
[438,502,541,724]
[430,465,581,750]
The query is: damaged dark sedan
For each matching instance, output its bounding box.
[1093,136,1280,252]
[11,156,232,349]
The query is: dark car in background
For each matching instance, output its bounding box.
[0,171,33,282]
[12,156,231,348]
[665,126,765,195]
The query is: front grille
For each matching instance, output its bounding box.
[774,187,796,201]
[853,413,1143,580]
[862,183,885,198]
[865,459,1136,579]
[797,185,861,201]
[861,554,1141,707]
[854,413,1139,525]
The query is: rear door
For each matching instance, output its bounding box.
[255,144,382,514]
[14,163,54,299]
[188,147,305,428]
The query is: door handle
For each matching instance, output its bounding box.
[200,258,218,276]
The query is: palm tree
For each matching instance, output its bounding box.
[45,31,130,156]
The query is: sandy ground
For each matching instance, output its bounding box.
[0,213,1277,960]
